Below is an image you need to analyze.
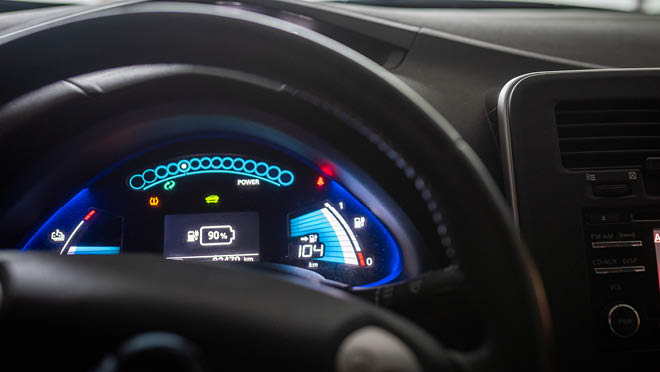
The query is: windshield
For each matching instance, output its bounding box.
[313,0,660,13]
[6,0,660,13]
[477,0,660,12]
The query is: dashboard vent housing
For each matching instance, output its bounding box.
[556,100,660,170]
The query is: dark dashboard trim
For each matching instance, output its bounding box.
[0,0,611,71]
[418,27,607,69]
[255,0,607,69]
[333,3,611,69]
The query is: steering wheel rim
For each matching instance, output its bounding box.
[0,2,553,371]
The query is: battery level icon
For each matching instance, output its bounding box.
[200,225,235,246]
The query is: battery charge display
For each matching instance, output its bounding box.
[164,212,259,262]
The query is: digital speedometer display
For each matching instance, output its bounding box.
[21,135,404,287]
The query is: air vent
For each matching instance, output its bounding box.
[556,100,660,170]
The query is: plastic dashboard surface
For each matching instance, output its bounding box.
[499,69,660,370]
[21,116,406,288]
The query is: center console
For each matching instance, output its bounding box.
[498,69,660,370]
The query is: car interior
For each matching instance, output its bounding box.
[0,0,658,371]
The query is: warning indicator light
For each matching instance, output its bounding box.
[205,194,220,204]
[320,164,335,177]
[149,196,160,207]
[83,209,96,221]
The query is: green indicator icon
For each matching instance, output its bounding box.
[205,194,220,204]
[163,180,176,191]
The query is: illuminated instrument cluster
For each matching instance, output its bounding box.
[22,136,404,287]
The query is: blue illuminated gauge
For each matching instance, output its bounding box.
[22,190,122,256]
[22,143,405,287]
[290,204,362,266]
[287,182,402,287]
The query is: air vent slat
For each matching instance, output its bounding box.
[557,112,660,125]
[557,122,660,127]
[558,123,660,138]
[560,137,660,152]
[556,100,660,170]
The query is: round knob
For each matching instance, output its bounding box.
[608,304,640,338]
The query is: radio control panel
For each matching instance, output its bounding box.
[585,208,660,348]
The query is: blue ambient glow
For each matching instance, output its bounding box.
[128,155,295,190]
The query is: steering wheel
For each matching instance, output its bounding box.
[0,2,552,371]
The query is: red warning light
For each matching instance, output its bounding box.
[316,176,325,188]
[149,196,160,207]
[83,209,96,221]
[319,164,335,177]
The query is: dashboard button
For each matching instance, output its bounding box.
[594,266,645,275]
[588,212,624,224]
[608,304,640,338]
[591,240,642,249]
[592,183,632,197]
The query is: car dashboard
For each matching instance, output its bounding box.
[21,115,416,288]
